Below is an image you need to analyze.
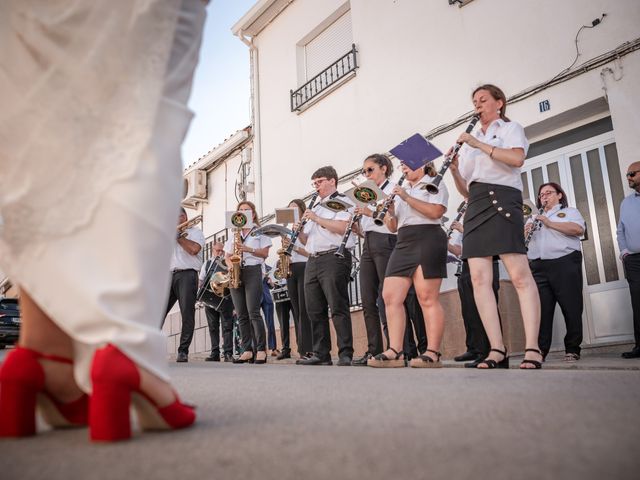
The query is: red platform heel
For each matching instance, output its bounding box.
[89,344,195,442]
[0,347,88,437]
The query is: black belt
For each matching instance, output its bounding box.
[172,268,197,274]
[310,248,339,258]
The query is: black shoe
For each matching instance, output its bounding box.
[454,351,480,362]
[176,352,188,363]
[233,353,254,364]
[205,352,220,362]
[351,353,373,366]
[223,353,234,363]
[296,355,332,366]
[276,350,291,360]
[337,356,352,366]
[622,347,640,359]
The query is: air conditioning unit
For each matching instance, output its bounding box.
[182,169,207,204]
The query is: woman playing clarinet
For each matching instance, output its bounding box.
[450,84,543,369]
[368,162,448,368]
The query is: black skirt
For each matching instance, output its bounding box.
[462,182,526,259]
[385,224,447,279]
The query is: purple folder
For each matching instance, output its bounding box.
[389,134,443,170]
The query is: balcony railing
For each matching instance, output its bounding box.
[290,44,358,112]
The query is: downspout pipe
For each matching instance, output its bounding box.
[237,30,263,216]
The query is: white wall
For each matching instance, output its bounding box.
[250,0,639,210]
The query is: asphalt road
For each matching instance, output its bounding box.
[1,359,639,480]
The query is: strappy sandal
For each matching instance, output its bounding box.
[519,348,543,369]
[409,349,443,368]
[563,352,580,362]
[367,347,406,368]
[476,348,509,369]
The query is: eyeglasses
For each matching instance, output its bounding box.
[311,178,329,188]
[361,167,375,175]
[627,170,640,178]
[539,190,558,198]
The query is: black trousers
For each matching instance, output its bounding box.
[229,265,266,352]
[275,300,294,351]
[163,269,198,355]
[530,251,583,356]
[457,260,500,356]
[204,297,234,355]
[623,253,640,347]
[287,262,312,356]
[360,232,396,355]
[403,288,427,357]
[304,251,353,360]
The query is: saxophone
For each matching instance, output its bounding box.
[228,227,243,288]
[275,236,292,279]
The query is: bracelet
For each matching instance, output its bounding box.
[489,146,496,159]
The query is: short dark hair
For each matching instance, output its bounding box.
[536,182,568,209]
[311,166,338,185]
[364,154,393,178]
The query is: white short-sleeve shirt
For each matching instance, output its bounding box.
[526,205,585,260]
[458,119,529,191]
[170,227,205,271]
[224,228,272,266]
[303,192,355,254]
[394,175,449,229]
[289,238,308,263]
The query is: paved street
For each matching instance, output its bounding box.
[1,355,640,480]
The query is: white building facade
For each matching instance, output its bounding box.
[225,0,640,352]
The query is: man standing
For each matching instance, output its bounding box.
[617,161,640,359]
[297,166,355,366]
[163,208,204,362]
[198,242,234,362]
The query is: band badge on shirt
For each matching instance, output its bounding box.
[557,212,566,218]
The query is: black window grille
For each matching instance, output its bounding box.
[290,44,358,112]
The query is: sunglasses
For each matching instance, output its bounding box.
[627,170,640,178]
[361,167,376,175]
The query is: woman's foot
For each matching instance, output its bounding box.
[476,348,509,369]
[367,348,405,368]
[409,349,442,368]
[90,344,195,442]
[233,351,254,364]
[520,348,543,369]
[255,351,267,364]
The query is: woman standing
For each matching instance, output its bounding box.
[352,154,397,366]
[368,162,449,368]
[527,182,585,362]
[286,199,313,360]
[450,84,543,369]
[225,201,272,364]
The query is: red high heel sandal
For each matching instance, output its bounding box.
[89,344,195,442]
[0,346,89,437]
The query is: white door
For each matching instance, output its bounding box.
[522,131,632,348]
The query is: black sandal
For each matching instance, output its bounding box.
[367,347,406,368]
[520,348,543,369]
[477,348,509,369]
[409,349,443,368]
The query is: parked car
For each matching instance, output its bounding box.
[0,297,20,348]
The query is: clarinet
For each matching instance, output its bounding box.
[423,114,480,195]
[445,200,468,238]
[373,174,406,226]
[335,211,358,258]
[284,192,319,256]
[524,204,546,248]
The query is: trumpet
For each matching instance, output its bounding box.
[373,174,406,226]
[422,114,480,195]
[177,214,202,239]
[284,192,319,256]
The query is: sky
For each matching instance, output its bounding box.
[182,0,257,167]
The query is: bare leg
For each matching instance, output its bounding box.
[412,267,444,361]
[20,288,177,407]
[500,253,543,369]
[381,276,413,357]
[468,257,505,368]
